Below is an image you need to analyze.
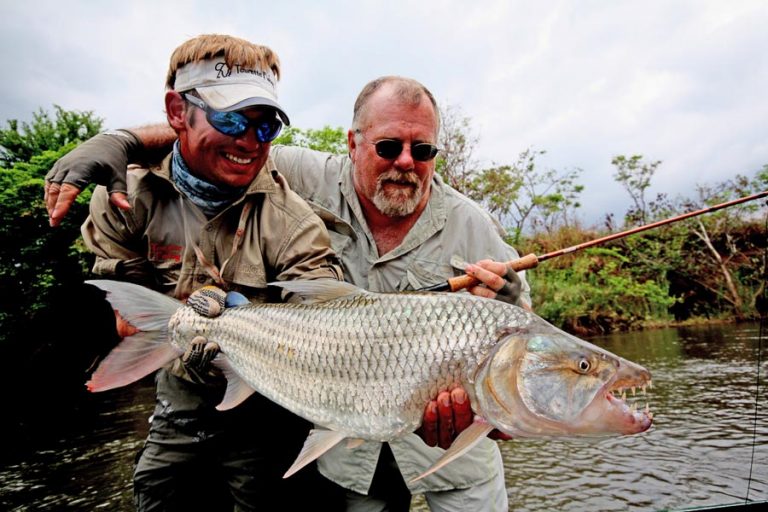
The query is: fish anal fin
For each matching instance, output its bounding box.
[214,356,256,410]
[283,430,346,479]
[409,420,495,483]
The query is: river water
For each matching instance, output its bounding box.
[1,322,765,510]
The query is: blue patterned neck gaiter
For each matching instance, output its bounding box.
[171,141,247,218]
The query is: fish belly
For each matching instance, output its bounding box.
[177,293,527,440]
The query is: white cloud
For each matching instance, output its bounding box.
[2,0,766,224]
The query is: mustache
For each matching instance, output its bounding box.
[377,169,420,187]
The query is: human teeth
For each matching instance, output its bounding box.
[225,153,252,164]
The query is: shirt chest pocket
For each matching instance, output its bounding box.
[402,259,455,291]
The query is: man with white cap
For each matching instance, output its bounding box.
[78,34,345,511]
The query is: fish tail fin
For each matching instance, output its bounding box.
[409,420,495,483]
[85,280,183,392]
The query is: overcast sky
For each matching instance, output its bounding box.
[2,0,766,225]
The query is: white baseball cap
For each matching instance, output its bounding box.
[174,58,290,125]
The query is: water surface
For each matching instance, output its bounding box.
[1,323,765,510]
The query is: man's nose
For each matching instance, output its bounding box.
[234,125,264,149]
[393,144,415,170]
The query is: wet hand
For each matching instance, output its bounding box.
[417,387,474,449]
[45,130,140,227]
[464,260,522,306]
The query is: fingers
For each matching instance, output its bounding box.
[418,400,440,447]
[109,192,131,211]
[451,387,473,434]
[437,391,454,449]
[47,183,82,227]
[465,260,506,296]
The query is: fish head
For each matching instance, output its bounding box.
[473,317,652,438]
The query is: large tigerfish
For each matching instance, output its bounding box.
[86,279,653,480]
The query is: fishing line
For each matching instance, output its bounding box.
[744,200,767,504]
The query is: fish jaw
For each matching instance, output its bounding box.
[472,318,654,438]
[567,356,653,436]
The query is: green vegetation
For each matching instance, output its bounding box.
[0,105,765,350]
[0,106,101,346]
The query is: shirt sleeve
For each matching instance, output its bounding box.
[81,185,159,287]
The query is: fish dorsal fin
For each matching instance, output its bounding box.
[283,429,347,478]
[214,356,257,410]
[268,279,365,304]
[409,420,495,483]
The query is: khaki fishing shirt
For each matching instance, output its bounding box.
[82,152,342,386]
[271,146,531,495]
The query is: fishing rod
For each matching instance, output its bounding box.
[420,189,768,293]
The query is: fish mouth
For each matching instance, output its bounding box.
[601,375,654,433]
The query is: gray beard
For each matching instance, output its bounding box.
[372,170,423,217]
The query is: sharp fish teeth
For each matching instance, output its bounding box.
[630,403,637,413]
[645,403,650,414]
[621,391,627,401]
[631,386,636,396]
[641,386,647,396]
[648,380,653,390]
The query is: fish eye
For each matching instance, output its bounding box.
[577,358,591,373]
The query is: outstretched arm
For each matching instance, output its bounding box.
[45,124,177,227]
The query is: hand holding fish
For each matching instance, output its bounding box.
[418,388,511,449]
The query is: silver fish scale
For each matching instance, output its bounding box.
[171,292,531,440]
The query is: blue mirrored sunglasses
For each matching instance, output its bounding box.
[184,94,283,142]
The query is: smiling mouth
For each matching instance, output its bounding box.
[224,153,254,165]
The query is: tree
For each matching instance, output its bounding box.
[0,106,103,348]
[467,148,583,243]
[611,154,661,225]
[675,171,767,319]
[274,125,347,155]
[435,104,480,194]
[0,105,102,168]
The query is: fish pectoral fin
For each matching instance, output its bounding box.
[409,420,495,483]
[214,356,256,410]
[283,429,347,479]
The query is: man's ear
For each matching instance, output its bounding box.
[347,129,357,163]
[165,91,187,131]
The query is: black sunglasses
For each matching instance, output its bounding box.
[184,94,283,142]
[357,132,440,162]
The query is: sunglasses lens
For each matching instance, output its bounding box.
[374,140,403,159]
[208,110,249,136]
[411,143,439,162]
[256,118,283,143]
